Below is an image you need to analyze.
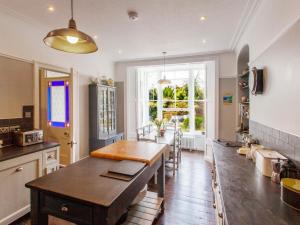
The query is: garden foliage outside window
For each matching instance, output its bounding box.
[144,63,206,133]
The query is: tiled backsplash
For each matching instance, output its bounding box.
[0,105,34,146]
[249,120,300,164]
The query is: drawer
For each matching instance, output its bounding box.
[44,148,58,165]
[44,163,59,175]
[43,194,93,225]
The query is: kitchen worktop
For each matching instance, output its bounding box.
[0,142,59,162]
[213,142,300,225]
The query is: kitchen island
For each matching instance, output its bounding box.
[213,142,300,225]
[26,141,166,225]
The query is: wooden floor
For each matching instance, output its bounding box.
[11,151,216,225]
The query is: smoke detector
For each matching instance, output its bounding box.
[128,11,138,21]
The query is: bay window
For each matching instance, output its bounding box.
[139,63,206,133]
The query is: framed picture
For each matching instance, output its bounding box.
[223,94,233,105]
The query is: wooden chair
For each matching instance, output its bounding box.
[165,128,183,176]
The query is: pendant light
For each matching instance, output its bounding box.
[43,0,98,54]
[158,52,171,85]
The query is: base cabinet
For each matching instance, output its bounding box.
[212,156,226,225]
[0,146,59,225]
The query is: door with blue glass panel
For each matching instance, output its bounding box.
[40,69,74,166]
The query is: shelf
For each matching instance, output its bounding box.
[123,191,163,225]
[240,102,249,105]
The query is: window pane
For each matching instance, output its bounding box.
[195,101,205,131]
[149,101,157,121]
[176,83,189,100]
[51,86,66,122]
[149,87,157,100]
[163,86,175,100]
[162,110,189,132]
[194,69,205,100]
[176,101,188,108]
[163,101,175,108]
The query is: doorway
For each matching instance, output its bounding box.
[37,65,78,166]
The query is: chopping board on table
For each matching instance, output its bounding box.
[91,140,167,165]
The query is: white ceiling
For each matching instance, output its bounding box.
[0,0,252,61]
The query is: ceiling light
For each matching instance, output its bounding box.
[200,16,207,21]
[48,6,55,12]
[128,11,139,21]
[118,49,123,54]
[93,35,98,39]
[202,39,207,44]
[44,0,98,54]
[158,52,171,85]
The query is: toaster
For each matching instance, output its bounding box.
[14,130,44,146]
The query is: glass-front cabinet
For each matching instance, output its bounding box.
[89,84,122,151]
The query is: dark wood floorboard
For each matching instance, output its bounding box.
[10,151,215,225]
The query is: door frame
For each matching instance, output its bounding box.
[33,61,80,163]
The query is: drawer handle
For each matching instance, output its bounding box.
[61,205,69,212]
[15,167,23,172]
[48,155,54,160]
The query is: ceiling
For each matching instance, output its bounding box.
[0,0,252,61]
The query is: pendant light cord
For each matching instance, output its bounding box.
[71,0,74,19]
[163,52,166,78]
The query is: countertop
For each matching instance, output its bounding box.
[213,142,300,225]
[0,142,60,162]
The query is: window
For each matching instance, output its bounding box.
[142,64,206,133]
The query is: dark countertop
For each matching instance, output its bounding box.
[0,142,60,162]
[213,142,300,225]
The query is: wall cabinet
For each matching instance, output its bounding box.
[0,146,59,225]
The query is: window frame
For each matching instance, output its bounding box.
[146,66,206,133]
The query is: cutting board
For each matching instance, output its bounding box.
[91,140,166,165]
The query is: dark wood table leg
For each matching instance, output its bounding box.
[30,189,48,225]
[157,154,165,211]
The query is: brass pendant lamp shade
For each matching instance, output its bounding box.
[158,52,171,85]
[44,0,98,54]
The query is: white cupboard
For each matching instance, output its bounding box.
[0,146,59,225]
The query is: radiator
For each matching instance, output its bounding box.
[182,134,205,151]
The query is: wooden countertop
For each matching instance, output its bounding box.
[213,142,300,225]
[91,140,167,165]
[0,142,60,162]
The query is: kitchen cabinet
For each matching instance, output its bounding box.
[212,156,226,225]
[89,84,123,151]
[0,146,59,225]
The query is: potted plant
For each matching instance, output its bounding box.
[154,118,165,137]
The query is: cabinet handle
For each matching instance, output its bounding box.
[15,167,23,172]
[48,154,54,160]
[61,205,69,212]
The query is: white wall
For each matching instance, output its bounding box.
[236,0,300,63]
[235,0,300,137]
[115,52,237,139]
[0,10,114,159]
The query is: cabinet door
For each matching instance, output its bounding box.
[98,86,108,137]
[107,88,116,134]
[0,153,42,224]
